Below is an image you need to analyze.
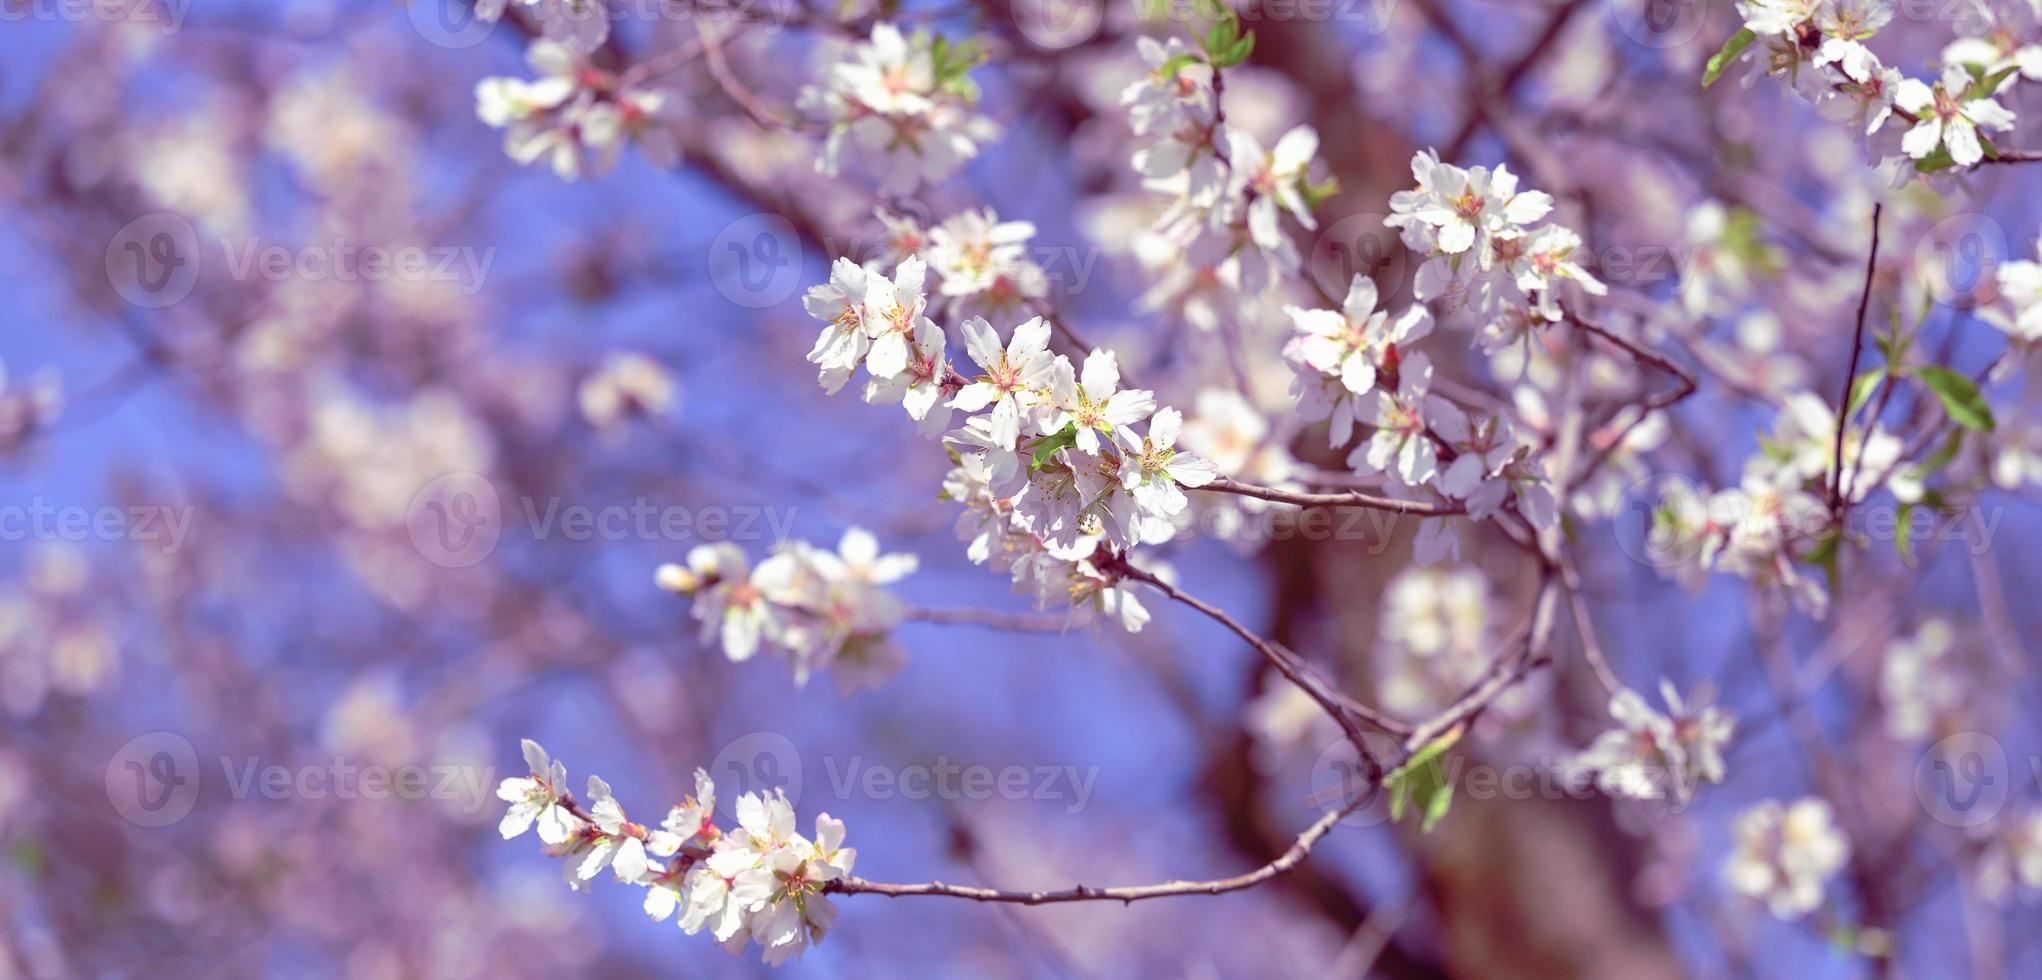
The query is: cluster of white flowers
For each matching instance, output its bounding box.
[499,741,853,965]
[655,529,917,692]
[473,40,676,180]
[1573,681,1735,803]
[798,25,998,195]
[1283,271,1559,551]
[1877,618,1981,741]
[1645,474,1832,615]
[1985,234,2042,343]
[1977,809,2042,905]
[1725,797,1851,919]
[802,247,1222,632]
[0,359,61,456]
[862,207,1051,322]
[1120,37,1325,300]
[1729,0,2029,175]
[1384,149,1605,324]
[1369,566,1542,721]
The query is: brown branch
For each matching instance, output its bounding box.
[1194,475,1465,517]
[1828,202,1883,517]
[901,605,1070,632]
[1107,558,1413,741]
[828,788,1369,905]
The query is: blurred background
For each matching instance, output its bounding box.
[3,0,2042,976]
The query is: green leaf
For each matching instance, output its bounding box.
[1385,726,1463,833]
[1914,145,1958,173]
[1218,32,1254,68]
[1702,29,1756,89]
[1895,501,1917,566]
[1800,530,1843,597]
[1300,173,1341,210]
[1972,66,2019,99]
[1157,51,1205,78]
[1847,370,1884,417]
[1203,19,1234,58]
[1914,365,1995,431]
[1030,424,1080,471]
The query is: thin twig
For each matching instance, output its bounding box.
[902,605,1070,632]
[1194,475,1464,517]
[1107,559,1413,741]
[1829,202,1884,517]
[828,788,1369,905]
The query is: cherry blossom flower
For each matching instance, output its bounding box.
[497,739,580,845]
[928,209,1046,316]
[1878,618,1979,741]
[950,315,1056,449]
[1283,275,1433,398]
[1984,237,2042,341]
[1044,350,1157,454]
[1894,64,2017,168]
[1575,682,1734,801]
[578,775,681,883]
[1977,810,2042,905]
[1227,125,1320,239]
[669,543,779,662]
[1726,798,1850,920]
[578,352,677,436]
[862,256,933,381]
[1348,353,1439,485]
[1738,0,1818,36]
[862,314,951,436]
[805,258,875,393]
[1117,406,1218,521]
[802,24,997,194]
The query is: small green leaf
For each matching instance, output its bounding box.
[1702,29,1756,89]
[1203,19,1234,58]
[1221,32,1255,67]
[1384,726,1463,833]
[1030,424,1080,471]
[1972,66,2019,99]
[1300,173,1341,210]
[1914,365,1995,431]
[1914,145,1958,173]
[1895,501,1917,566]
[1847,370,1884,417]
[1157,52,1205,78]
[1800,530,1843,597]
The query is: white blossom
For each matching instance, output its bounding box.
[1726,798,1850,920]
